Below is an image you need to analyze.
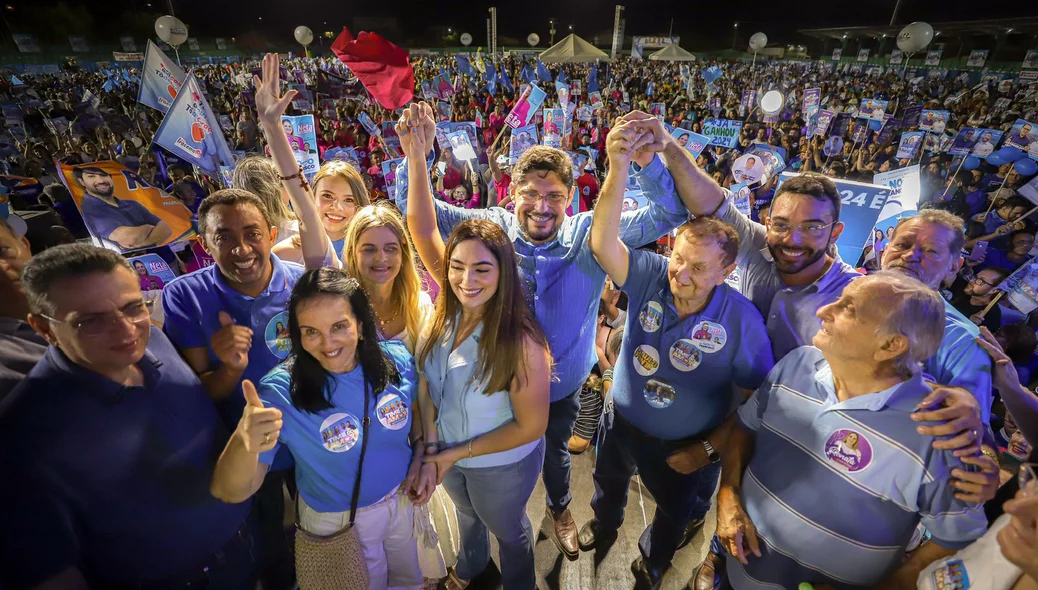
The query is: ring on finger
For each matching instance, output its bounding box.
[264,432,271,444]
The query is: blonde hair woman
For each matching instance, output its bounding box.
[232,155,298,244]
[271,160,370,264]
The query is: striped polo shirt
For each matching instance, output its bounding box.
[729,347,988,590]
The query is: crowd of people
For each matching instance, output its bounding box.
[1,41,1038,590]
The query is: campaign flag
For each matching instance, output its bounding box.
[967,50,988,68]
[331,27,415,110]
[897,131,925,159]
[872,165,921,236]
[778,172,890,266]
[128,253,177,291]
[456,55,477,77]
[505,84,546,128]
[555,81,571,109]
[646,81,655,97]
[520,64,536,83]
[9,74,23,86]
[589,91,604,112]
[587,64,600,94]
[381,157,403,200]
[474,49,486,74]
[811,109,836,137]
[702,118,743,148]
[509,123,538,164]
[997,258,1038,314]
[856,98,889,121]
[500,66,514,93]
[484,63,498,95]
[967,129,1004,159]
[137,40,186,113]
[832,48,842,61]
[358,112,381,137]
[901,105,923,128]
[1024,50,1038,70]
[702,66,723,86]
[857,49,870,62]
[1004,119,1037,152]
[889,50,904,65]
[925,50,942,66]
[446,130,477,161]
[536,59,552,83]
[542,108,565,148]
[918,109,950,132]
[803,88,821,119]
[153,73,234,174]
[58,159,196,254]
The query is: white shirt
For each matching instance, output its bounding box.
[916,514,1021,589]
[972,141,994,157]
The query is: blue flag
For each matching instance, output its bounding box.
[103,80,114,93]
[587,65,599,94]
[10,75,24,86]
[456,55,477,78]
[556,68,568,84]
[647,81,655,97]
[520,65,535,84]
[138,39,186,113]
[500,66,514,93]
[483,63,498,95]
[153,72,234,174]
[702,65,723,86]
[536,59,552,84]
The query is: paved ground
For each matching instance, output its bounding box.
[438,449,716,590]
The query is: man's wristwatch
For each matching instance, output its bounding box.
[702,439,720,464]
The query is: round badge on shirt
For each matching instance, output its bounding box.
[643,378,676,409]
[689,321,728,353]
[632,344,660,376]
[638,301,664,333]
[264,311,292,359]
[669,339,702,372]
[376,393,409,431]
[823,429,874,472]
[319,413,362,453]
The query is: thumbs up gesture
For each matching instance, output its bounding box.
[212,311,253,372]
[238,379,283,454]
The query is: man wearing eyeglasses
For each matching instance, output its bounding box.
[0,244,257,590]
[949,267,1008,331]
[395,103,689,560]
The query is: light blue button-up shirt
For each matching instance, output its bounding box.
[396,155,689,401]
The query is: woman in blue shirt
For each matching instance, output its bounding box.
[402,103,552,590]
[211,267,434,590]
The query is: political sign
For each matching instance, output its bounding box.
[832,48,842,61]
[505,85,546,129]
[702,118,743,148]
[542,108,565,148]
[925,50,942,66]
[967,50,989,68]
[919,109,950,133]
[702,65,723,86]
[12,34,40,53]
[872,166,921,241]
[897,131,925,159]
[732,154,765,185]
[999,258,1038,314]
[745,144,787,185]
[381,158,403,200]
[856,98,889,121]
[434,121,451,150]
[1004,119,1037,153]
[153,73,235,174]
[128,253,177,291]
[811,109,836,137]
[509,123,538,164]
[949,127,981,156]
[358,112,381,137]
[281,114,319,182]
[446,130,477,161]
[669,127,710,159]
[968,129,1004,159]
[778,172,890,266]
[889,50,904,65]
[58,160,196,254]
[138,40,186,113]
[650,103,666,121]
[555,81,571,109]
[729,182,752,217]
[1024,50,1038,69]
[857,49,870,62]
[589,91,604,111]
[803,88,821,119]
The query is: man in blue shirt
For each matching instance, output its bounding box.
[0,243,255,589]
[395,107,689,558]
[717,273,989,589]
[581,120,775,589]
[162,189,303,590]
[74,165,172,251]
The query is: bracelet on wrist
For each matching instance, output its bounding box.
[602,368,614,383]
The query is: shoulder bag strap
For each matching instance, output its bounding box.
[348,380,371,526]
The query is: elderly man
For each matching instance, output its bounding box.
[717,273,990,590]
[580,121,775,589]
[395,103,689,558]
[0,244,256,589]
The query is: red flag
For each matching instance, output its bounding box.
[331,27,414,111]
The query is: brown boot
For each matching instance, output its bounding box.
[691,550,725,590]
[568,434,591,454]
[546,506,579,560]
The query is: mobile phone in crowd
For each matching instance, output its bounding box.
[969,240,989,263]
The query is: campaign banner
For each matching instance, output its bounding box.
[434,121,451,150]
[889,50,904,65]
[967,50,988,68]
[215,37,228,50]
[279,114,319,182]
[153,73,234,174]
[872,166,921,234]
[702,65,723,86]
[901,105,923,128]
[69,35,89,52]
[968,129,1004,159]
[778,172,890,266]
[542,107,565,148]
[669,127,710,159]
[702,118,743,148]
[113,51,144,62]
[832,48,842,61]
[58,160,196,254]
[856,98,888,121]
[999,259,1038,314]
[576,105,592,122]
[949,127,981,156]
[589,91,604,111]
[505,85,546,129]
[138,40,186,113]
[919,109,950,133]
[12,34,40,53]
[811,109,836,137]
[120,36,137,52]
[323,147,361,171]
[650,103,666,121]
[451,122,479,153]
[128,253,177,291]
[357,112,380,137]
[857,49,870,62]
[1004,119,1037,153]
[925,50,942,66]
[187,37,199,51]
[509,123,538,164]
[555,81,571,110]
[381,158,403,201]
[446,130,477,161]
[744,144,787,185]
[897,131,925,159]
[802,87,821,119]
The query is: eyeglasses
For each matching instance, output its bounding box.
[970,276,996,287]
[516,190,568,205]
[41,300,153,336]
[767,221,836,239]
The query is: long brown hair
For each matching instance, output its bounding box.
[418,219,549,393]
[290,160,371,250]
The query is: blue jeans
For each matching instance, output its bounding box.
[592,413,722,572]
[544,389,581,514]
[442,440,545,590]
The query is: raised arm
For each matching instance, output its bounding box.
[210,380,281,504]
[253,53,337,269]
[590,120,644,286]
[399,103,447,287]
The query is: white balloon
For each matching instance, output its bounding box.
[527,33,540,47]
[460,33,473,46]
[896,21,934,54]
[154,15,188,47]
[294,26,313,46]
[748,32,768,52]
[760,90,784,115]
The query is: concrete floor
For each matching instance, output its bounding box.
[442,449,715,590]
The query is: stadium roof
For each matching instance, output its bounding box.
[798,17,1038,41]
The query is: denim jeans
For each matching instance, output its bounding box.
[544,390,581,514]
[442,440,545,590]
[592,413,722,572]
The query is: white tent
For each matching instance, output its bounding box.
[648,44,697,62]
[538,34,609,64]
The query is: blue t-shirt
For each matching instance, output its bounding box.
[612,248,776,440]
[80,193,162,241]
[258,341,416,512]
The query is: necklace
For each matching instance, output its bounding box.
[364,290,400,333]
